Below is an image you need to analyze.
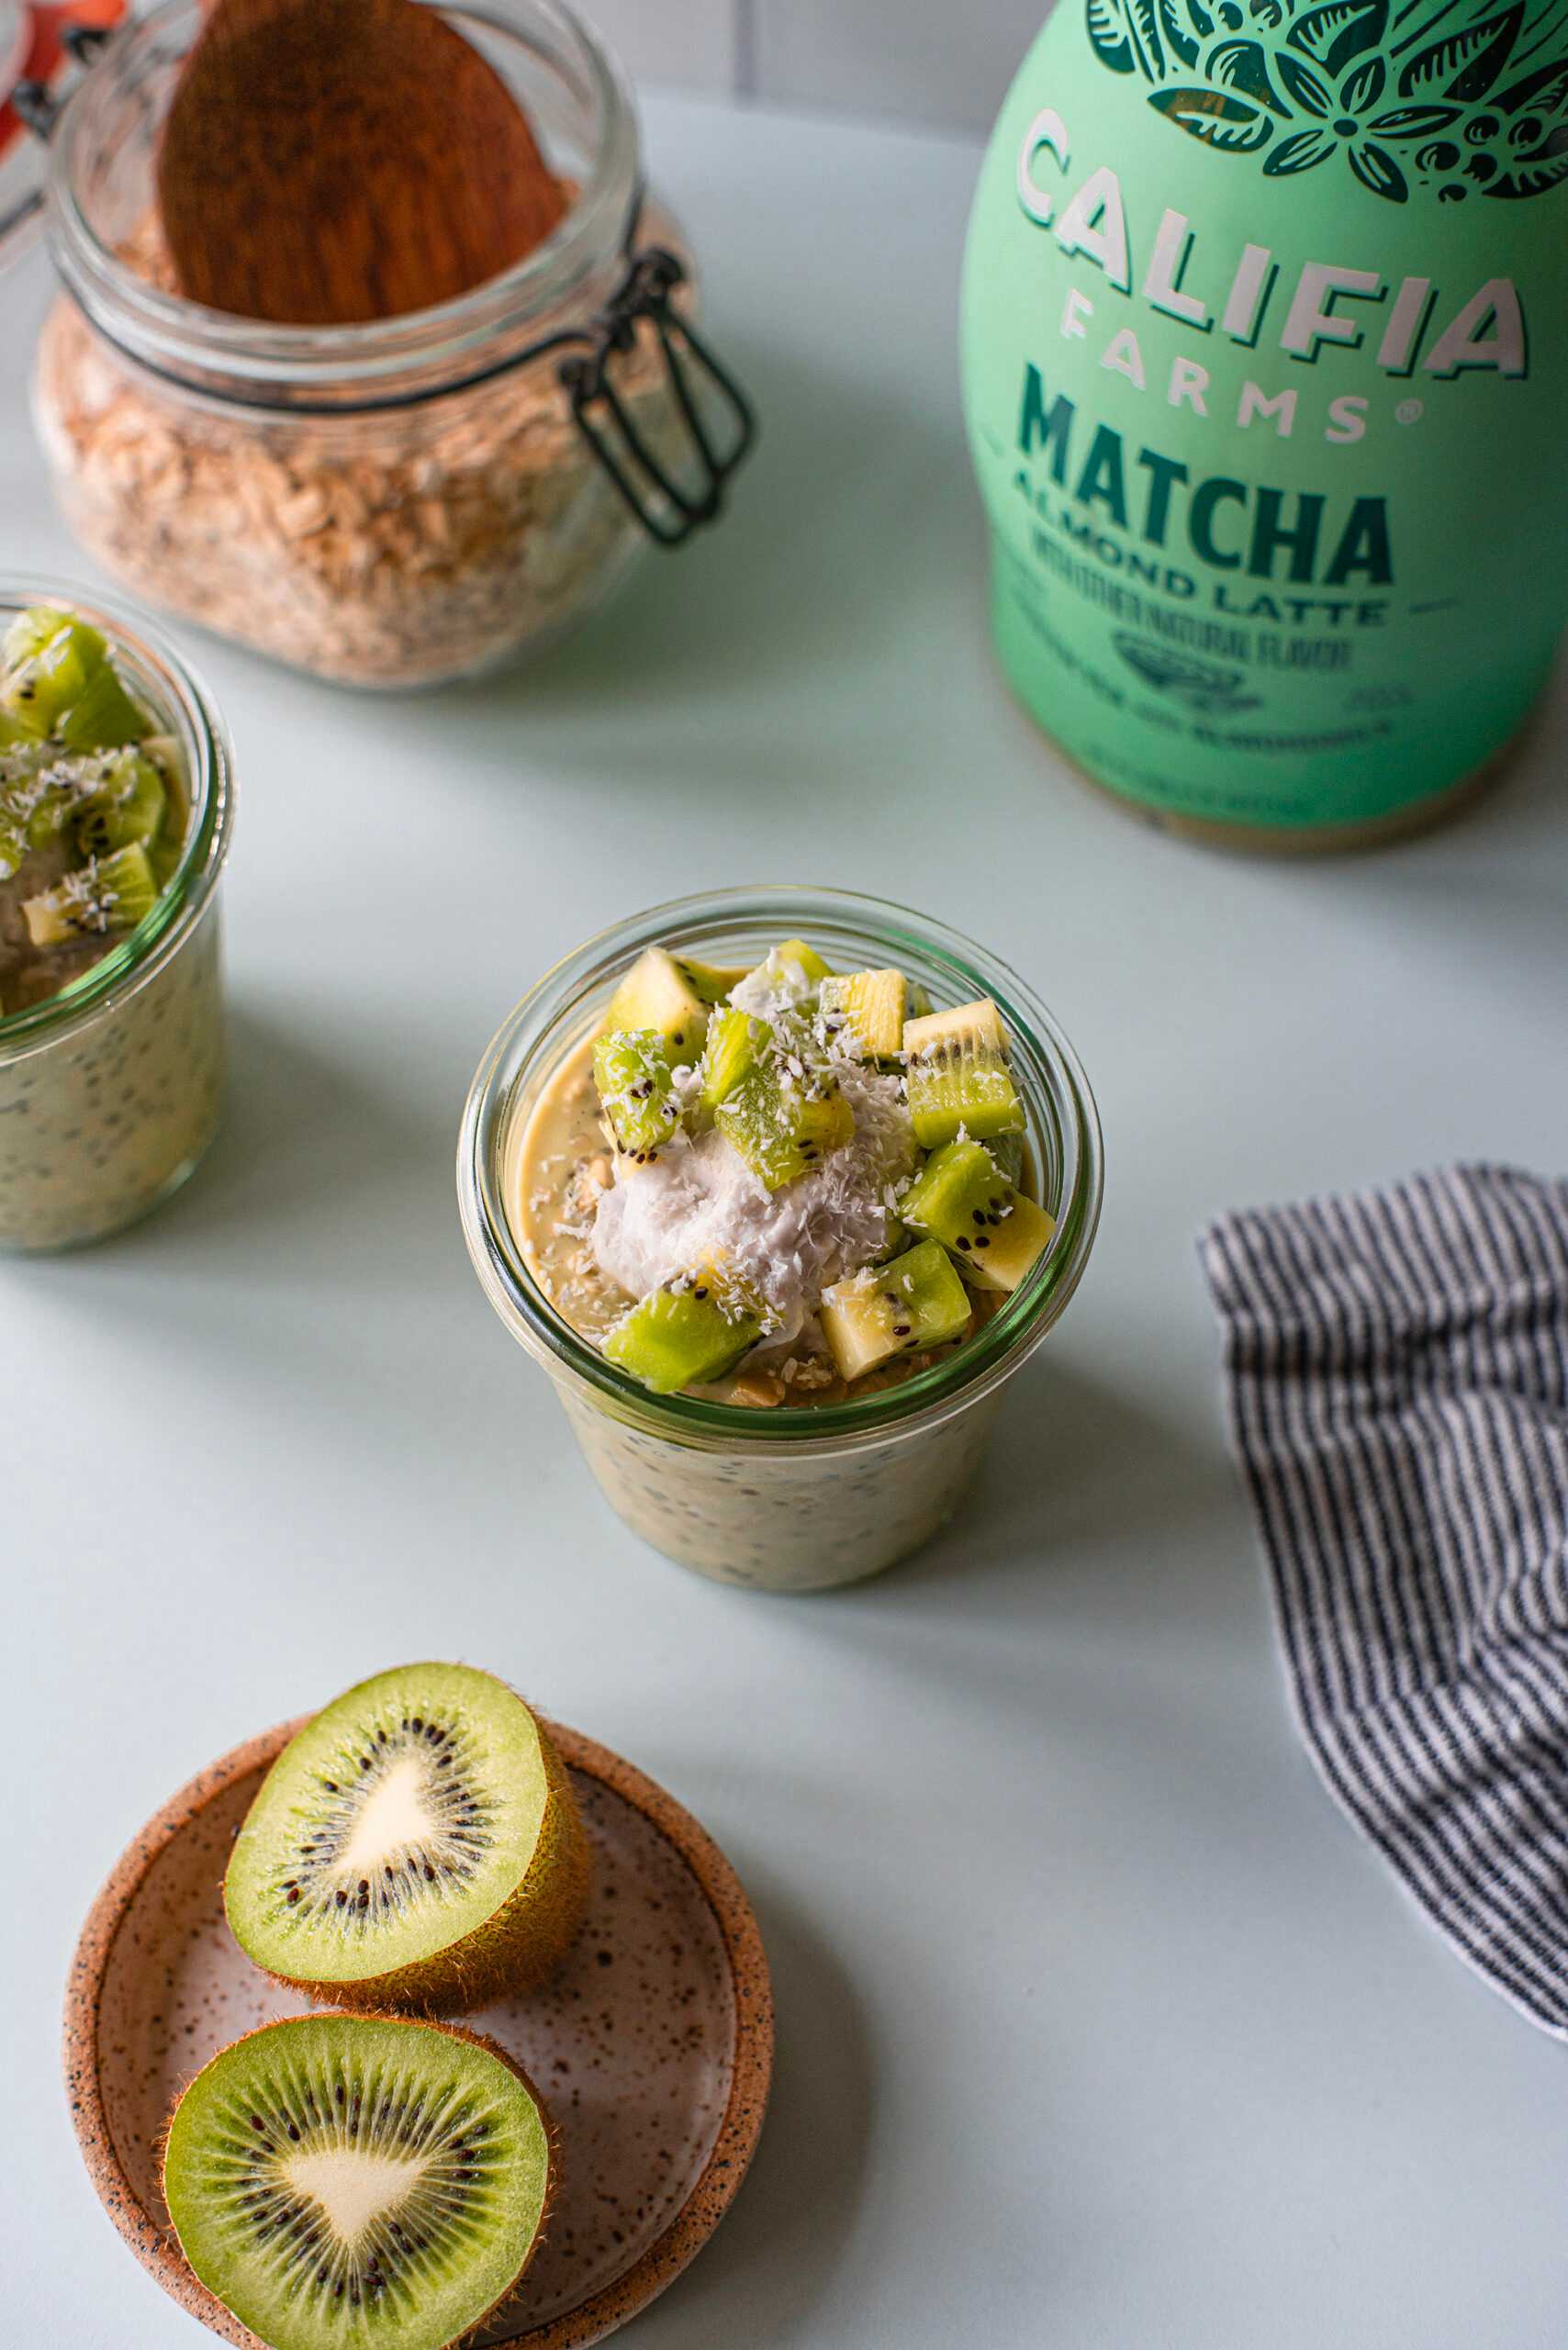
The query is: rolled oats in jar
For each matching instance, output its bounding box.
[20,0,752,689]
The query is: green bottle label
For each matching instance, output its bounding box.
[961,0,1568,834]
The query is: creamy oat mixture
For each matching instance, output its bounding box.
[0,907,224,1252]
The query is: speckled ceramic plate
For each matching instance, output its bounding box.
[64,1718,772,2350]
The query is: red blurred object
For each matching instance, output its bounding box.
[0,1,127,162]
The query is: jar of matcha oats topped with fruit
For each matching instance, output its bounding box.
[0,583,234,1252]
[14,0,752,689]
[459,889,1103,1593]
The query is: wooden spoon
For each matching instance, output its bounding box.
[156,0,568,325]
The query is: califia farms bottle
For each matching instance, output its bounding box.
[961,0,1568,846]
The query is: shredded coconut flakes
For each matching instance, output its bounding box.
[591,1050,915,1348]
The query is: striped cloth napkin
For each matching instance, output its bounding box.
[1200,1166,1568,2035]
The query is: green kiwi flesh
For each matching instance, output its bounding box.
[902,997,1025,1150]
[0,607,149,748]
[899,1137,1056,1292]
[225,1664,589,2017]
[162,2013,554,2350]
[22,841,159,946]
[714,1067,856,1191]
[591,1028,680,1158]
[676,955,747,1003]
[769,936,833,987]
[74,747,167,857]
[819,969,905,1058]
[819,1238,973,1380]
[603,1267,765,1392]
[695,1004,767,1117]
[603,946,708,1059]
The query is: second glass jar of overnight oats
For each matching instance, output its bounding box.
[20,0,750,689]
[458,889,1104,1594]
[0,580,234,1252]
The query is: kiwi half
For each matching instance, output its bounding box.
[225,1664,589,2017]
[162,2013,554,2350]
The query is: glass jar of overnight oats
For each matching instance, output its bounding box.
[0,581,234,1252]
[458,889,1103,1594]
[11,0,752,691]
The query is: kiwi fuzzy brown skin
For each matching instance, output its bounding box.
[159,2016,562,2350]
[224,1692,592,2020]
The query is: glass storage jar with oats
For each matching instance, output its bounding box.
[17,0,752,689]
[0,580,235,1252]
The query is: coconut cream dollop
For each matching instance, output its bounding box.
[591,1056,914,1348]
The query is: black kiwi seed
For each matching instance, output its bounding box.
[957,1236,971,1250]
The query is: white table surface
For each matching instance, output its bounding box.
[6,89,1568,2350]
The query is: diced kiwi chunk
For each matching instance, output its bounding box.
[58,661,151,752]
[74,748,166,858]
[715,1066,855,1190]
[3,606,86,668]
[820,968,906,1058]
[774,936,832,987]
[987,1130,1025,1187]
[0,609,106,736]
[1,609,148,748]
[23,842,159,946]
[604,946,708,1062]
[819,1239,972,1381]
[697,1002,767,1115]
[899,1136,1055,1293]
[678,955,748,1004]
[1,761,78,857]
[592,1028,680,1158]
[902,996,1025,1149]
[603,1266,765,1393]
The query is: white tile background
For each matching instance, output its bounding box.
[583,0,1056,129]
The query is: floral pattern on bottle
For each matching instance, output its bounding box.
[1087,0,1568,201]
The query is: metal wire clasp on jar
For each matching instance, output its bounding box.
[8,0,755,689]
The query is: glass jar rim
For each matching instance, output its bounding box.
[44,0,644,407]
[457,885,1105,1452]
[0,576,235,1058]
